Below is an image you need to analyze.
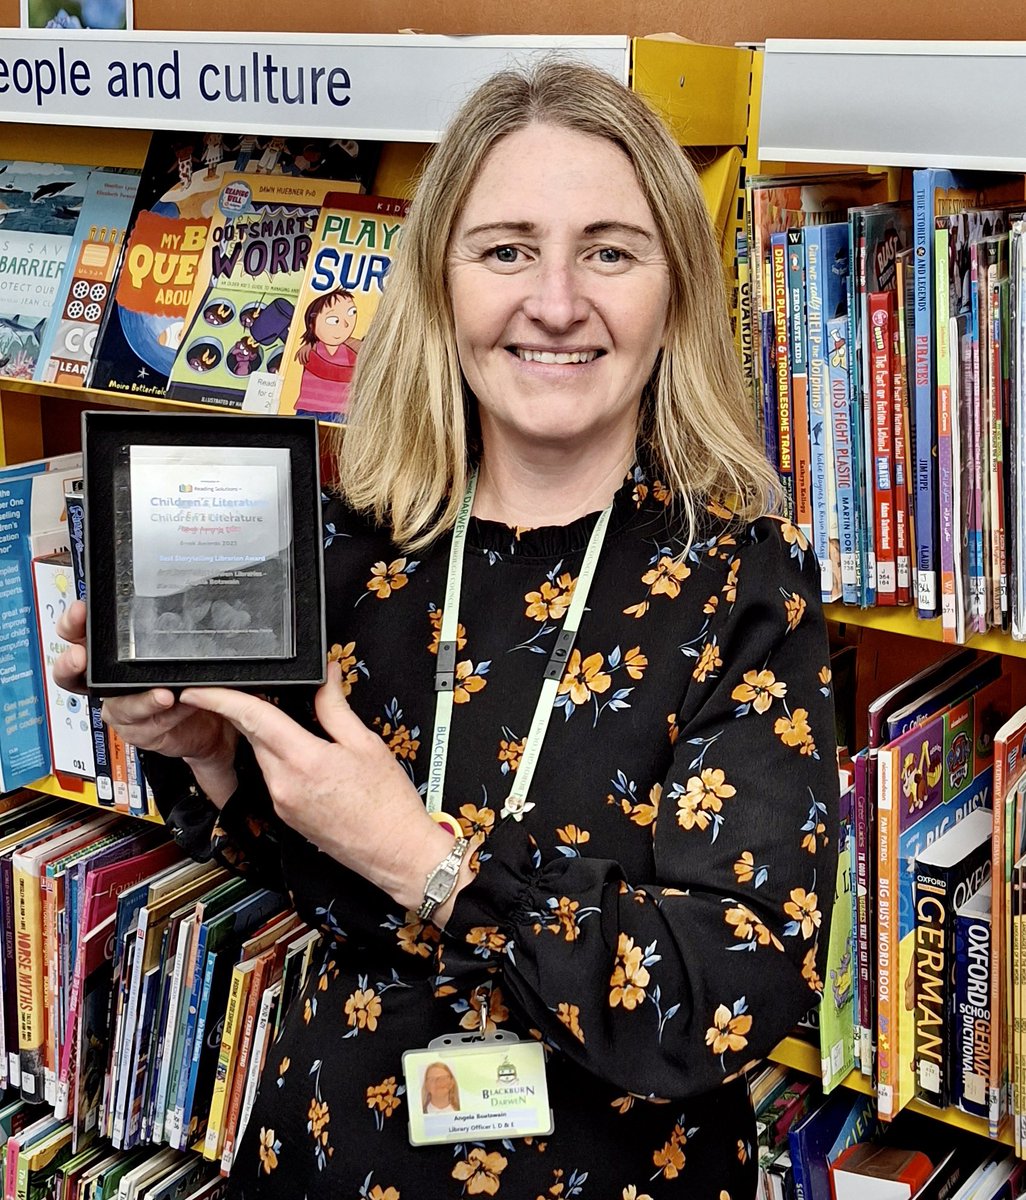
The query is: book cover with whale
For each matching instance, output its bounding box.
[0,161,93,379]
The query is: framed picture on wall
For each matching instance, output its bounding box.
[21,0,133,29]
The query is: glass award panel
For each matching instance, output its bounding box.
[113,444,295,662]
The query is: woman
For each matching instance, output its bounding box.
[422,1062,461,1114]
[58,61,838,1198]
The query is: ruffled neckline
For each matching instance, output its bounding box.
[466,463,674,561]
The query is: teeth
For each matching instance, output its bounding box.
[515,349,598,364]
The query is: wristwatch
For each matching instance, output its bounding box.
[417,836,470,922]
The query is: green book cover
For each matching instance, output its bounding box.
[819,780,854,1092]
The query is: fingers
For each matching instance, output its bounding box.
[52,642,88,695]
[180,686,317,760]
[56,598,86,646]
[313,662,364,743]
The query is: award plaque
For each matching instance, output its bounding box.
[83,411,326,691]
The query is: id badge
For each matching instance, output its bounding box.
[403,1030,554,1146]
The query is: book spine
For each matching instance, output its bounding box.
[804,227,831,601]
[853,753,873,1076]
[111,911,150,1148]
[2,857,18,1091]
[771,234,795,520]
[990,744,1010,1137]
[912,171,939,616]
[869,291,897,604]
[990,276,1007,628]
[913,871,951,1107]
[167,923,207,1149]
[892,316,913,606]
[205,964,248,1161]
[954,906,992,1119]
[787,229,813,547]
[826,316,858,605]
[234,981,280,1176]
[968,243,986,634]
[220,956,270,1173]
[935,227,957,642]
[876,745,898,1119]
[39,872,57,1106]
[64,490,114,807]
[109,731,130,815]
[152,918,192,1146]
[13,857,44,1102]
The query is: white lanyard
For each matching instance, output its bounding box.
[426,470,612,821]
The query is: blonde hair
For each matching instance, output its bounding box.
[336,59,777,550]
[421,1061,460,1112]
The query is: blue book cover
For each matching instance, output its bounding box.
[787,1089,875,1200]
[0,161,92,379]
[787,228,813,548]
[804,221,849,603]
[0,455,82,791]
[826,315,859,606]
[953,879,991,1119]
[34,170,139,386]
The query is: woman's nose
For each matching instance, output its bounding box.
[520,260,590,332]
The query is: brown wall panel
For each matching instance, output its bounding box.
[4,1,1026,46]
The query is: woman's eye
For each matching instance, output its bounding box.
[596,247,628,264]
[490,246,519,264]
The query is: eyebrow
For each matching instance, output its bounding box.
[461,220,655,242]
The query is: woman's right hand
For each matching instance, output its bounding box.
[54,600,240,807]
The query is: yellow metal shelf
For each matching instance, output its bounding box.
[770,1036,1012,1146]
[824,603,1026,660]
[28,774,164,825]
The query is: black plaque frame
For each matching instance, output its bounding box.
[83,410,326,691]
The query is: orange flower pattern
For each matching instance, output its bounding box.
[196,471,836,1196]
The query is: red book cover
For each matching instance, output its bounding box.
[891,319,912,606]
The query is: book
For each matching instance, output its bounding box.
[63,487,114,807]
[787,1088,875,1200]
[277,192,409,421]
[787,228,812,544]
[0,454,84,792]
[991,705,1026,1135]
[826,314,859,605]
[829,1143,933,1198]
[0,161,93,380]
[165,173,359,411]
[953,878,992,1119]
[912,805,992,1108]
[33,170,140,387]
[876,670,1011,1120]
[30,552,94,784]
[820,778,855,1091]
[88,130,378,399]
[804,220,849,603]
[868,290,897,604]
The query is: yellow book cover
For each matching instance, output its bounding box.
[203,958,254,1162]
[166,173,359,411]
[277,193,409,422]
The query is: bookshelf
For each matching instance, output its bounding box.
[752,37,1026,1164]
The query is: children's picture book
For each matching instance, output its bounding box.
[164,174,359,411]
[0,161,93,379]
[820,778,854,1092]
[34,170,140,387]
[277,193,409,422]
[89,131,379,399]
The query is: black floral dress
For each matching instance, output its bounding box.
[148,465,839,1200]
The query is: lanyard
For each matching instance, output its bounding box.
[426,470,613,822]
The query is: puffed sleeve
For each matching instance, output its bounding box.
[443,518,839,1099]
[140,735,289,894]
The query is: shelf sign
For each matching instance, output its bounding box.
[0,30,630,141]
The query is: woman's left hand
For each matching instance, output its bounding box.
[180,662,457,913]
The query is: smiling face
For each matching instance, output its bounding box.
[446,123,671,459]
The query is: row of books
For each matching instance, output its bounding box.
[0,130,403,424]
[0,1099,227,1199]
[805,635,1026,1155]
[752,1059,1023,1200]
[0,448,153,808]
[0,787,318,1175]
[742,168,1026,643]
